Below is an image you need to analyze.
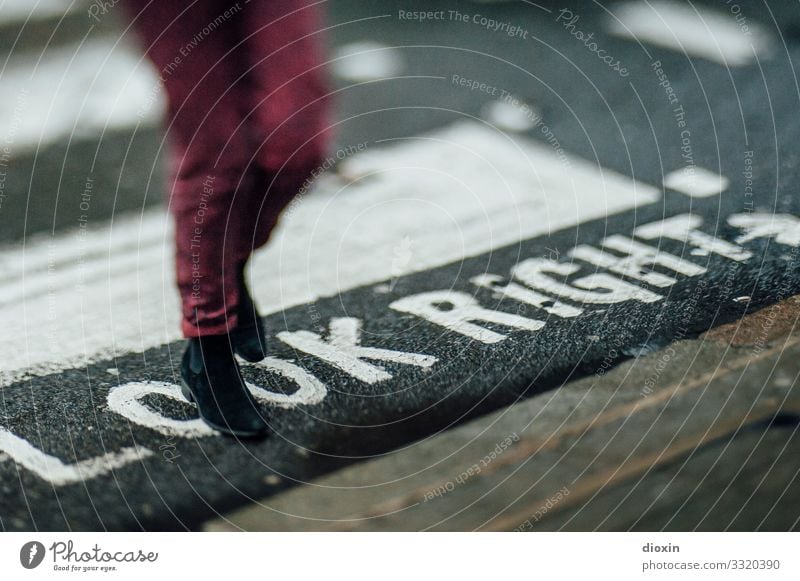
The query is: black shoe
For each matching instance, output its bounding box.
[180,335,269,437]
[230,266,268,362]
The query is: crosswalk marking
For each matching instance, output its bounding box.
[663,166,730,198]
[607,1,772,66]
[331,41,404,82]
[0,0,79,25]
[0,120,659,386]
[0,36,163,154]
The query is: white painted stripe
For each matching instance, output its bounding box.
[0,36,164,154]
[330,41,404,82]
[0,0,79,24]
[481,98,540,133]
[607,1,772,66]
[663,166,730,198]
[0,120,659,386]
[0,427,153,486]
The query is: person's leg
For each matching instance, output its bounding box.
[124,0,254,337]
[225,0,332,362]
[237,0,332,256]
[125,0,269,436]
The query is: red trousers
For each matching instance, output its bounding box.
[125,0,330,337]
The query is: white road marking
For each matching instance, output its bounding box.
[5,206,779,481]
[635,214,752,261]
[663,166,730,198]
[471,274,584,319]
[0,0,78,24]
[511,258,664,305]
[607,1,772,66]
[278,317,437,384]
[0,120,659,385]
[569,234,707,288]
[481,98,539,132]
[0,427,153,486]
[390,290,545,344]
[0,36,164,154]
[244,357,328,408]
[107,381,218,438]
[330,41,404,82]
[728,213,800,247]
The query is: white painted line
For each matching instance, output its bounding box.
[0,0,78,25]
[607,1,772,66]
[0,120,659,385]
[481,98,540,132]
[663,166,730,198]
[0,36,164,155]
[330,41,404,82]
[0,427,153,486]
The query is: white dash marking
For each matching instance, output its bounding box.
[607,1,772,66]
[482,99,539,132]
[0,0,78,24]
[663,166,730,198]
[331,41,404,82]
[0,36,164,154]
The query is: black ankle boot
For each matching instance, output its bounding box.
[180,335,269,437]
[230,267,268,362]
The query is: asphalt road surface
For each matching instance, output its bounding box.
[2,0,800,530]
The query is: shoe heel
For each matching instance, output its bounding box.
[179,378,195,403]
